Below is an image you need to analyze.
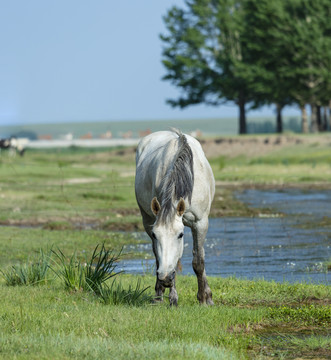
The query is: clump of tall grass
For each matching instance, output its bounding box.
[51,243,153,306]
[98,278,153,306]
[0,248,52,286]
[51,244,122,293]
[0,243,153,306]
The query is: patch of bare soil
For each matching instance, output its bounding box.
[49,178,102,185]
[111,134,331,161]
[199,134,331,159]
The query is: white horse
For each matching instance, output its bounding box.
[135,129,215,305]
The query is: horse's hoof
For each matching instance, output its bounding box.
[197,292,214,306]
[199,300,214,306]
[206,298,214,306]
[153,296,163,304]
[169,299,178,307]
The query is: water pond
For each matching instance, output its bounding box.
[120,189,331,284]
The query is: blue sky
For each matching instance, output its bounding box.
[0,1,299,126]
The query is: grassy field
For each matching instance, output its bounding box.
[1,135,330,228]
[0,134,330,359]
[0,251,330,359]
[209,138,331,184]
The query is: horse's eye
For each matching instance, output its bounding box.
[178,232,184,239]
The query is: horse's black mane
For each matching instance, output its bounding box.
[158,129,194,221]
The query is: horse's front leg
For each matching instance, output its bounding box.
[154,278,178,306]
[153,253,166,303]
[153,277,165,302]
[191,217,213,305]
[169,281,178,306]
[139,208,166,303]
[155,260,178,306]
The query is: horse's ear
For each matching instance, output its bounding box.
[176,198,185,217]
[151,197,161,216]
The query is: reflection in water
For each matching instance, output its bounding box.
[120,189,331,284]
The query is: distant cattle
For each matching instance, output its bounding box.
[122,131,133,139]
[100,131,112,139]
[139,129,151,138]
[80,132,93,139]
[0,137,26,156]
[38,134,53,140]
[60,133,73,141]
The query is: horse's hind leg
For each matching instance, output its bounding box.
[191,217,213,305]
[139,206,166,302]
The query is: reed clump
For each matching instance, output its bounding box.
[1,244,153,307]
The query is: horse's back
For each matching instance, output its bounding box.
[136,131,178,164]
[135,130,215,220]
[136,130,206,168]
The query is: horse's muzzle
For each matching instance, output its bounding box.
[157,270,176,287]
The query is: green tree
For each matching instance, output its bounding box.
[160,0,254,134]
[241,0,331,133]
[241,0,293,133]
[161,0,331,134]
[284,0,331,133]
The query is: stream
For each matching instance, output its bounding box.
[120,189,331,284]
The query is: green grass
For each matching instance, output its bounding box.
[267,304,330,326]
[248,145,331,165]
[0,146,138,229]
[0,235,329,360]
[0,231,329,359]
[0,334,236,360]
[0,248,52,286]
[0,136,330,359]
[257,334,331,359]
[0,226,147,267]
[1,138,330,229]
[210,144,331,184]
[0,273,329,359]
[98,278,154,306]
[0,246,330,359]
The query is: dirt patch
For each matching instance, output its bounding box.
[64,178,101,185]
[101,221,143,232]
[0,218,143,232]
[48,178,101,185]
[111,208,141,217]
[110,134,331,161]
[199,134,331,159]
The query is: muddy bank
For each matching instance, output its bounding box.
[1,183,330,231]
[0,185,276,230]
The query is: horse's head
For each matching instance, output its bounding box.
[150,197,185,287]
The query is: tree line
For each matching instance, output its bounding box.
[160,0,331,134]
